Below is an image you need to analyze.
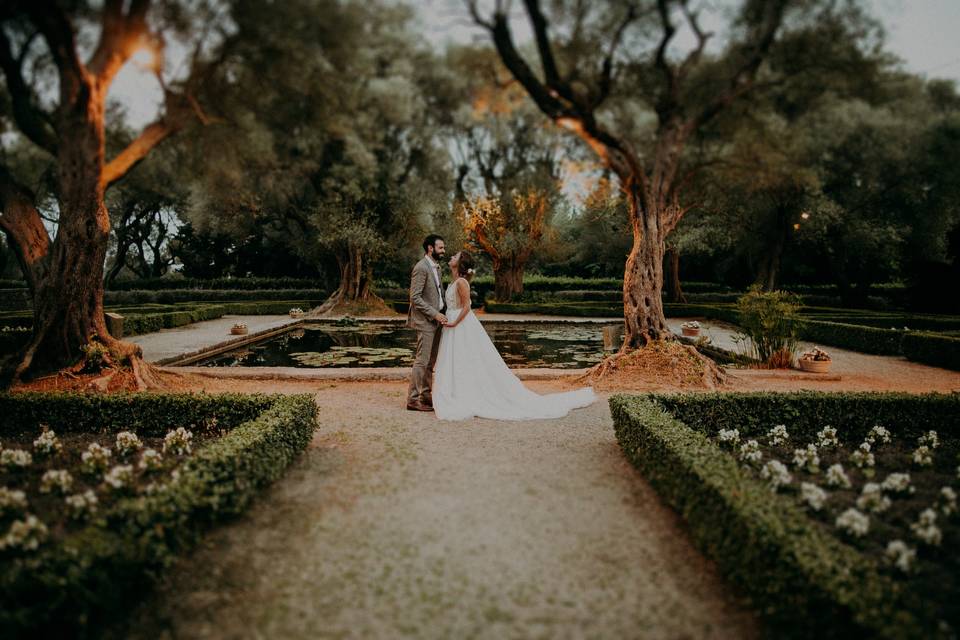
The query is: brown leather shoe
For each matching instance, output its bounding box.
[406,401,434,412]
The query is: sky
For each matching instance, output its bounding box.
[108,0,960,129]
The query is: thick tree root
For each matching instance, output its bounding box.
[579,335,726,390]
[307,290,397,318]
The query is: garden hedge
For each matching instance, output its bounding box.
[106,276,328,291]
[0,391,318,638]
[0,300,320,342]
[792,319,906,356]
[610,391,960,638]
[104,288,326,305]
[901,332,960,372]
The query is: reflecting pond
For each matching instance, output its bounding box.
[194,321,609,368]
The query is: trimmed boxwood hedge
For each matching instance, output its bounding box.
[0,391,317,638]
[793,319,906,356]
[902,332,960,372]
[106,276,327,291]
[610,391,960,638]
[104,288,326,305]
[0,300,319,341]
[483,300,621,317]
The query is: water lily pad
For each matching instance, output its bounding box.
[527,327,602,342]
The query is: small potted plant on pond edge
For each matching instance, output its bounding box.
[289,307,305,319]
[798,346,832,373]
[681,320,701,337]
[230,322,248,335]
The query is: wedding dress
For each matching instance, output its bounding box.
[432,278,597,421]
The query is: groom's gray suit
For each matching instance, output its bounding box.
[407,255,446,406]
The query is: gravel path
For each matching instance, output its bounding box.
[121,380,759,639]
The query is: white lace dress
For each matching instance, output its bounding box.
[432,278,597,421]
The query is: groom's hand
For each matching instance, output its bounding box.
[435,313,448,325]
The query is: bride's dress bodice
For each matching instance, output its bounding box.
[444,279,463,312]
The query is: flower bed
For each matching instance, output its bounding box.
[610,391,960,638]
[0,391,317,637]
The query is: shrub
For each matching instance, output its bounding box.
[610,391,960,638]
[733,286,803,366]
[902,332,960,371]
[0,392,317,637]
[104,288,325,305]
[106,277,327,291]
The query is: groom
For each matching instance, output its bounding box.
[406,234,448,411]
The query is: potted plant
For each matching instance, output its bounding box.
[289,307,305,319]
[230,322,248,335]
[798,346,832,373]
[681,320,701,337]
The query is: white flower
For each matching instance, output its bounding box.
[792,444,820,473]
[856,483,891,514]
[910,508,942,546]
[768,425,789,446]
[885,540,916,573]
[39,469,73,495]
[0,514,48,551]
[33,427,61,456]
[826,464,852,489]
[816,426,839,448]
[880,473,914,495]
[138,448,164,472]
[717,428,740,447]
[1,448,33,469]
[800,482,828,511]
[80,443,112,474]
[739,439,763,465]
[835,508,870,538]
[65,490,98,519]
[103,464,135,491]
[939,487,957,517]
[866,425,891,446]
[912,445,933,468]
[760,460,792,491]
[163,427,193,456]
[918,430,940,450]
[850,448,875,471]
[0,487,27,514]
[115,431,143,456]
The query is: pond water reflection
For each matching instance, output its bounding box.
[196,321,609,369]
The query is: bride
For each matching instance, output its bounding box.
[432,250,597,421]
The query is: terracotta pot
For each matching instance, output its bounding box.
[289,311,305,319]
[798,358,831,373]
[682,327,701,337]
[230,326,248,335]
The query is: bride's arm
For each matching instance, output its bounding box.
[444,279,472,328]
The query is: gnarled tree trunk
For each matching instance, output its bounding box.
[621,183,673,347]
[310,245,390,316]
[492,261,525,301]
[665,245,686,303]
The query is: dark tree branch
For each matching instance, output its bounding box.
[690,0,789,131]
[0,27,58,154]
[677,0,713,78]
[595,3,639,108]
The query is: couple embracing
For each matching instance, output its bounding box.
[405,234,596,421]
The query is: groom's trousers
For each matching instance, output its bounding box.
[407,325,442,405]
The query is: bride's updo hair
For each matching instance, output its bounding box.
[456,251,475,282]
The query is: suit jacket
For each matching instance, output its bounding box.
[407,256,446,331]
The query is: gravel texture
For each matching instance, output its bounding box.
[119,380,759,640]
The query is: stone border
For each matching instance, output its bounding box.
[154,318,306,366]
[156,315,622,368]
[163,365,589,381]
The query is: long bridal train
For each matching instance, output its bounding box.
[432,280,596,421]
